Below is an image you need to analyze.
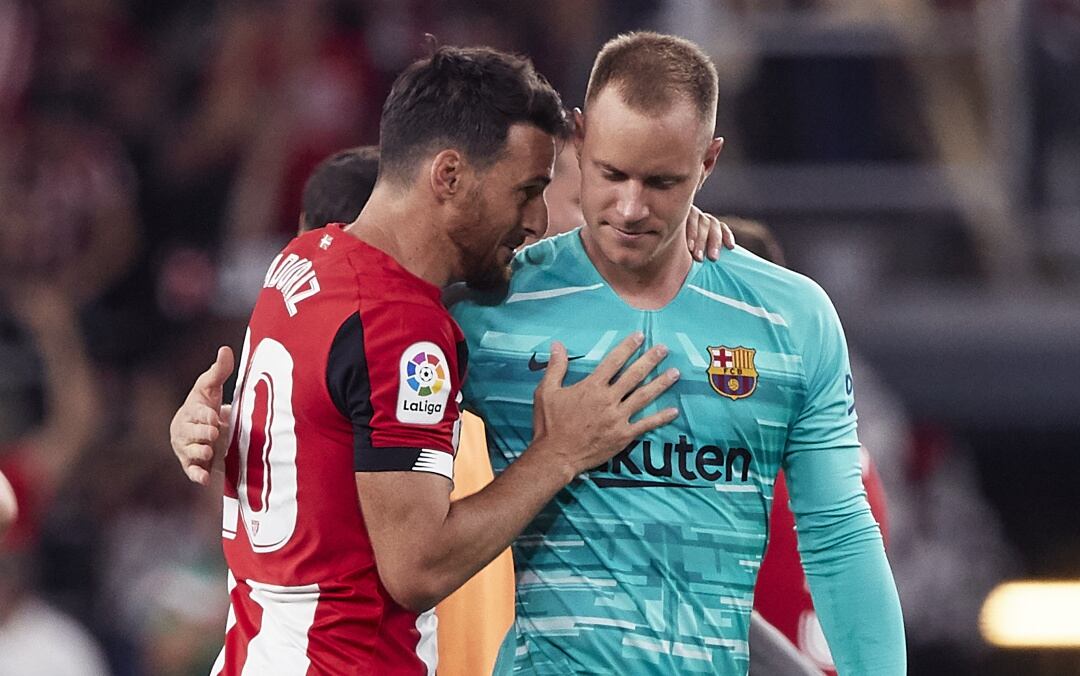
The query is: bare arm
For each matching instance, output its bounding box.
[9,284,100,493]
[357,335,681,612]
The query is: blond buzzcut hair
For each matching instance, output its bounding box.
[585,32,718,126]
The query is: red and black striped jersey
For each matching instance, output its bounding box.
[214,224,465,676]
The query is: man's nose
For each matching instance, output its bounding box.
[524,197,549,242]
[615,181,649,223]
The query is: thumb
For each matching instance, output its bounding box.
[191,346,234,404]
[210,346,235,386]
[539,340,569,391]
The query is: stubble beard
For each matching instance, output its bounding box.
[448,192,513,293]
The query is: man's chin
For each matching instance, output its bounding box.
[465,263,512,297]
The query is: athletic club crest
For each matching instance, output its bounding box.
[707,346,758,400]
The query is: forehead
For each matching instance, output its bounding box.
[584,88,707,172]
[489,123,556,180]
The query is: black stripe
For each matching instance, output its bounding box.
[325,312,378,470]
[591,477,711,489]
[456,337,469,383]
[354,447,426,473]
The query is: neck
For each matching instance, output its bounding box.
[580,229,693,310]
[343,185,459,288]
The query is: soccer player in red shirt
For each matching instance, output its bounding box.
[193,46,682,676]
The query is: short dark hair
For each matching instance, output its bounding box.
[378,45,568,185]
[300,146,380,232]
[585,32,717,125]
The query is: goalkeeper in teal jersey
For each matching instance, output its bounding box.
[451,32,905,675]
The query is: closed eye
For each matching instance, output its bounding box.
[645,176,684,190]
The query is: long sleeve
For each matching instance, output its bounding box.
[784,284,906,674]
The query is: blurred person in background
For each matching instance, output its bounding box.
[0,92,139,308]
[0,284,100,552]
[0,547,111,676]
[0,285,109,676]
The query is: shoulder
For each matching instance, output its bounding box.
[513,229,579,269]
[698,246,838,326]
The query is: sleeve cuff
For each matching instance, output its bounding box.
[354,447,454,480]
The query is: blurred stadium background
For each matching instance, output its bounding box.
[0,0,1077,674]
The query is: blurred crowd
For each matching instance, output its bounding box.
[0,1,1076,675]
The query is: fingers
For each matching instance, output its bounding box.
[621,366,681,414]
[185,464,211,486]
[627,407,680,438]
[182,421,220,445]
[721,220,735,250]
[183,442,216,465]
[686,206,706,262]
[178,442,215,486]
[538,340,569,391]
[610,344,670,399]
[704,216,732,261]
[588,332,645,385]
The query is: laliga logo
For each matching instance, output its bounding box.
[406,351,446,396]
[403,350,446,415]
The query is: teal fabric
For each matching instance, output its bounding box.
[450,230,905,675]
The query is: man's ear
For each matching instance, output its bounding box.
[430,149,465,202]
[572,108,586,159]
[697,136,724,191]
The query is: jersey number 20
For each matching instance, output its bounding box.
[225,334,299,553]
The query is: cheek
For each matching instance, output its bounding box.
[658,189,696,228]
[578,183,609,217]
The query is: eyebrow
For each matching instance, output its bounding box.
[595,160,688,183]
[515,175,552,191]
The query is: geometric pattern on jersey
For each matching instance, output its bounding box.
[218,225,464,675]
[450,230,859,675]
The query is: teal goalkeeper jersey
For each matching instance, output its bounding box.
[450,231,905,675]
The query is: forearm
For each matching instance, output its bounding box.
[34,317,98,443]
[786,440,905,674]
[365,440,574,612]
[798,502,906,674]
[414,442,573,608]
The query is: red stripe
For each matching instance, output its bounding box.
[221,579,263,675]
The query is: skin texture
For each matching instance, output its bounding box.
[448,125,556,290]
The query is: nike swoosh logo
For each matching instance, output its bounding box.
[528,352,586,371]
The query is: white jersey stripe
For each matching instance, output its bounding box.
[240,580,321,676]
[412,449,454,479]
[506,283,604,304]
[687,285,789,326]
[415,608,438,675]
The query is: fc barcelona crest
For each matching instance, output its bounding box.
[707,346,758,400]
